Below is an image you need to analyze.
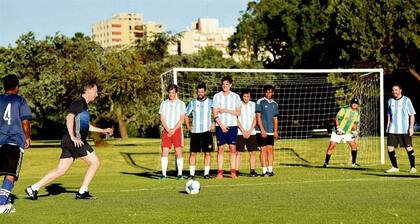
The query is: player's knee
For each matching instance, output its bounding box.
[387,146,395,152]
[406,147,413,152]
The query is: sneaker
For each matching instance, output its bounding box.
[25,186,38,200]
[250,170,258,177]
[203,174,212,179]
[159,175,167,180]
[216,173,223,179]
[0,203,15,214]
[385,167,399,173]
[75,191,96,200]
[352,163,361,167]
[262,172,269,177]
[409,167,417,174]
[176,175,184,180]
[187,175,195,180]
[322,163,328,168]
[267,172,274,177]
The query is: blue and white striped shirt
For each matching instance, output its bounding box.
[388,96,416,134]
[159,99,186,129]
[186,98,213,133]
[213,91,241,127]
[238,101,256,135]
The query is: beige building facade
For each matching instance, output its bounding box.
[92,13,163,48]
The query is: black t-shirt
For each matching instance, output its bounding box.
[63,97,90,141]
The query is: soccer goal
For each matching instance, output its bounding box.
[161,68,385,166]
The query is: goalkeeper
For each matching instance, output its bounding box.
[323,98,360,167]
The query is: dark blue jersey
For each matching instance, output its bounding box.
[65,97,90,141]
[0,94,32,150]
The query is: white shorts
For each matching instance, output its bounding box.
[330,132,355,143]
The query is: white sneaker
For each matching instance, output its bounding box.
[409,167,417,174]
[0,203,16,214]
[386,167,399,173]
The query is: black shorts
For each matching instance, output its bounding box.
[256,133,275,147]
[387,134,412,148]
[61,136,94,159]
[237,135,258,152]
[190,132,214,153]
[0,144,23,180]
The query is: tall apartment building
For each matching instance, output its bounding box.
[92,13,163,48]
[174,18,234,58]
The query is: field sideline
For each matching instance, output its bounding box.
[1,137,419,223]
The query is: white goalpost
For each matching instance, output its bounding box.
[161,68,385,166]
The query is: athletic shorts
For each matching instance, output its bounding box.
[330,132,355,143]
[216,126,238,146]
[387,134,412,148]
[61,136,94,159]
[161,127,183,148]
[256,133,275,147]
[190,132,214,153]
[236,135,258,152]
[0,144,23,179]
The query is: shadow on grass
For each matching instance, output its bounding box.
[363,173,420,178]
[24,183,78,200]
[280,163,386,172]
[120,152,159,171]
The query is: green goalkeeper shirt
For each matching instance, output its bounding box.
[334,107,360,134]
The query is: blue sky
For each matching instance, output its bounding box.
[0,0,250,47]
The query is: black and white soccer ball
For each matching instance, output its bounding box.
[185,179,200,194]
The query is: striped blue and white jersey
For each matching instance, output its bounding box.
[159,99,186,129]
[238,101,256,135]
[388,96,416,134]
[186,98,213,133]
[213,91,241,127]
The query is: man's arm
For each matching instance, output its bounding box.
[160,115,171,133]
[66,113,84,148]
[89,124,113,136]
[219,108,241,116]
[409,115,415,136]
[185,116,191,131]
[256,113,267,137]
[213,107,228,133]
[22,120,31,149]
[273,117,278,140]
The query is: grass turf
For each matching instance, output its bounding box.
[0,137,419,223]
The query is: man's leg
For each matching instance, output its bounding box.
[79,151,100,194]
[323,142,336,167]
[0,176,15,205]
[229,144,237,178]
[267,145,274,175]
[217,145,225,179]
[174,147,183,178]
[386,146,399,172]
[189,152,197,178]
[204,152,211,177]
[348,140,358,166]
[260,146,267,174]
[406,146,416,173]
[161,147,170,178]
[235,151,242,173]
[29,158,74,193]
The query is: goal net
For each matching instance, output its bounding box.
[161,68,384,166]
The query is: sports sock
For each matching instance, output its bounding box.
[176,158,183,176]
[351,150,357,164]
[204,166,210,176]
[407,150,415,168]
[217,169,223,175]
[79,186,88,194]
[31,184,40,191]
[262,167,267,174]
[268,166,273,173]
[0,179,14,205]
[230,169,236,175]
[161,157,168,176]
[324,154,331,164]
[189,165,195,176]
[388,151,398,168]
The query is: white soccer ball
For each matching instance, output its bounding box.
[185,179,200,194]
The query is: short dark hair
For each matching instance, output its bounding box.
[391,83,402,90]
[82,80,98,93]
[263,84,275,92]
[196,83,206,91]
[167,84,178,93]
[221,75,233,84]
[241,88,252,100]
[3,74,19,91]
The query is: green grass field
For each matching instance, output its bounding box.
[1,137,419,223]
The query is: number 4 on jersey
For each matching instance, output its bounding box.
[3,103,11,125]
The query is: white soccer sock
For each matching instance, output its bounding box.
[189,165,196,176]
[204,166,210,175]
[79,186,88,194]
[268,166,273,173]
[31,184,40,191]
[176,158,184,176]
[262,167,268,174]
[161,157,168,176]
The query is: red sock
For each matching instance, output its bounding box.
[218,169,223,175]
[230,169,236,175]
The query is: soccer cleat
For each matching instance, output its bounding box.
[352,163,361,167]
[409,167,417,174]
[159,175,167,180]
[176,175,184,180]
[385,167,399,173]
[187,175,195,180]
[250,170,258,177]
[75,191,96,200]
[322,163,328,168]
[203,174,212,179]
[25,186,38,200]
[0,203,16,213]
[267,172,274,177]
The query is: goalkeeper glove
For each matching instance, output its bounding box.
[336,128,344,135]
[351,130,359,138]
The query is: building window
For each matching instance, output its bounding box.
[112,24,121,28]
[112,32,122,35]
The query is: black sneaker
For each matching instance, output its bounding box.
[267,172,274,177]
[25,186,38,200]
[75,191,96,200]
[322,163,328,168]
[187,175,195,180]
[203,174,212,179]
[176,175,184,180]
[250,170,258,177]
